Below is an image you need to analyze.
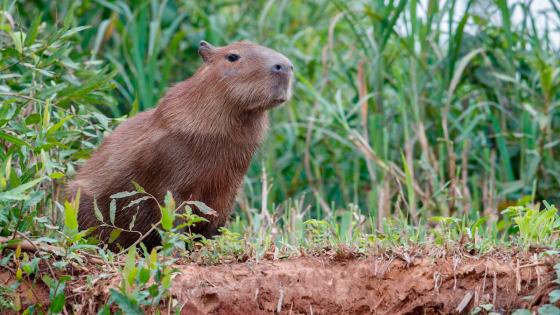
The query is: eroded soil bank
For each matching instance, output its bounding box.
[1,251,558,314]
[173,254,557,315]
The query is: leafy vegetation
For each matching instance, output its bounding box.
[0,0,559,313]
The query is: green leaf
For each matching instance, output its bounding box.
[149,248,158,269]
[512,310,532,315]
[110,191,138,199]
[49,172,65,179]
[539,305,560,315]
[10,31,26,54]
[138,267,150,284]
[108,229,121,244]
[123,196,150,210]
[131,181,145,193]
[549,289,560,303]
[94,199,104,222]
[62,2,78,29]
[41,275,55,288]
[162,270,172,289]
[124,247,137,286]
[447,48,485,100]
[49,292,65,313]
[64,200,79,233]
[0,177,45,201]
[129,98,140,116]
[42,98,50,130]
[46,115,74,135]
[160,205,173,232]
[129,212,137,230]
[164,191,175,210]
[187,200,218,216]
[160,192,176,231]
[148,284,159,297]
[97,305,111,315]
[61,26,91,38]
[109,199,117,225]
[25,113,41,125]
[109,289,143,315]
[0,130,29,147]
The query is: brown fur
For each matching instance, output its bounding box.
[67,40,293,250]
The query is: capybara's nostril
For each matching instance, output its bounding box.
[272,64,284,73]
[272,63,293,74]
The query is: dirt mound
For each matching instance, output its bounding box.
[173,254,556,315]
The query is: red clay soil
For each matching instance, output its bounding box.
[173,254,557,315]
[1,252,558,314]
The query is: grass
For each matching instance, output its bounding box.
[0,0,559,313]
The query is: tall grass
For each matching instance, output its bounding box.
[3,0,560,239]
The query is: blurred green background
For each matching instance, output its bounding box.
[1,0,559,241]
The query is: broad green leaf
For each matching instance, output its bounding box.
[64,201,79,233]
[138,267,150,284]
[49,293,65,313]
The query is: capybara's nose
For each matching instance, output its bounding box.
[271,62,293,74]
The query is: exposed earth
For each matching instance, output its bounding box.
[1,249,558,314]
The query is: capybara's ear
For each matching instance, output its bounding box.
[199,40,217,63]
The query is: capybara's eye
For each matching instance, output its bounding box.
[226,54,240,62]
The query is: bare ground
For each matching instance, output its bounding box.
[173,253,557,315]
[1,250,558,314]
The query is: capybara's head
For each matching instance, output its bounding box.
[197,40,293,111]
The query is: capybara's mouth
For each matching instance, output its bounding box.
[270,82,292,105]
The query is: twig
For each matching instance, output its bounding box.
[516,259,521,292]
[14,232,57,279]
[349,131,428,201]
[456,291,473,313]
[0,236,61,254]
[0,236,121,266]
[276,287,284,314]
[0,92,45,103]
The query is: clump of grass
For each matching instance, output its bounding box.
[502,201,560,248]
